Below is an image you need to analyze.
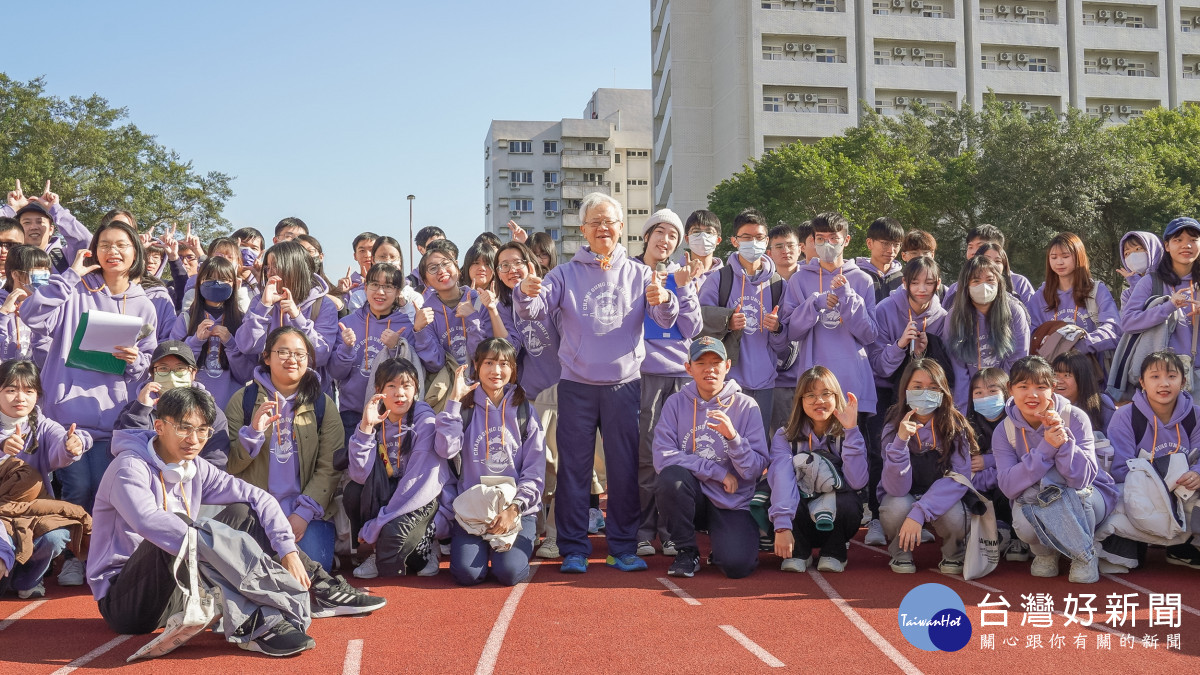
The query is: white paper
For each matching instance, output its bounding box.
[79,310,145,352]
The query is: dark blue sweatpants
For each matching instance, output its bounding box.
[556,378,641,558]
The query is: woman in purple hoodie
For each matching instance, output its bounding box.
[435,338,546,586]
[0,244,53,365]
[879,359,976,576]
[992,356,1117,584]
[1029,232,1121,365]
[169,255,252,411]
[412,242,491,375]
[1116,231,1162,308]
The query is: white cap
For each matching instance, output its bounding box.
[642,208,684,242]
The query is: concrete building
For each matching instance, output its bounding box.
[652,0,1200,216]
[484,89,654,256]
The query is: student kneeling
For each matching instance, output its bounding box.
[88,388,386,658]
[654,337,768,579]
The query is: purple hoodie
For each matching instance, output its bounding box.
[1118,231,1163,307]
[6,406,94,497]
[698,254,789,390]
[879,419,971,525]
[767,424,868,529]
[635,257,703,379]
[235,275,338,368]
[854,257,902,279]
[88,428,295,600]
[329,305,426,414]
[991,393,1118,515]
[498,297,561,400]
[433,385,546,516]
[20,268,158,441]
[780,258,879,413]
[1027,281,1121,354]
[0,290,49,365]
[144,283,178,342]
[168,306,256,411]
[0,202,91,271]
[868,288,949,387]
[1121,273,1200,376]
[652,379,769,511]
[515,244,680,385]
[1107,389,1200,482]
[943,298,1031,411]
[0,525,12,574]
[347,401,451,543]
[418,286,491,370]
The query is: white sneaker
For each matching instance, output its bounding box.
[816,556,845,573]
[352,554,379,579]
[17,582,45,599]
[1069,556,1099,584]
[57,558,85,587]
[861,503,872,526]
[417,548,440,577]
[535,537,560,559]
[661,541,678,557]
[1098,559,1130,574]
[921,528,935,544]
[636,541,656,556]
[1031,553,1060,578]
[780,557,810,573]
[1006,540,1031,562]
[864,520,887,546]
[439,541,452,556]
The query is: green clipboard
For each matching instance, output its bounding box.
[65,312,128,375]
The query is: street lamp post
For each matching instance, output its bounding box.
[406,194,416,267]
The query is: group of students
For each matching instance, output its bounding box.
[1,180,1199,657]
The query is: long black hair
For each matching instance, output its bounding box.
[188,256,244,372]
[4,244,51,292]
[0,360,43,455]
[261,240,316,301]
[883,358,978,472]
[261,326,322,411]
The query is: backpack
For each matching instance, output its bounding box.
[1106,277,1177,402]
[241,381,326,432]
[859,265,903,306]
[716,264,796,370]
[1131,404,1198,449]
[450,399,534,478]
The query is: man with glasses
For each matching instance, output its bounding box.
[114,340,231,469]
[516,192,684,574]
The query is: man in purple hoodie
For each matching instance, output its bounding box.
[516,192,681,574]
[4,180,92,276]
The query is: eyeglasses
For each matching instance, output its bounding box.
[425,261,455,274]
[270,349,308,362]
[582,219,620,229]
[771,242,798,252]
[735,235,768,243]
[97,242,134,252]
[153,366,194,376]
[181,254,198,263]
[366,283,396,293]
[498,259,528,273]
[162,418,215,441]
[801,391,836,403]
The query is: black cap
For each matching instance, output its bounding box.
[151,340,197,368]
[14,202,54,224]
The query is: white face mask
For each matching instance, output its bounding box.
[688,232,717,257]
[1125,251,1149,275]
[969,282,998,305]
[815,241,844,264]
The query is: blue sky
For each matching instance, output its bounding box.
[5,1,651,276]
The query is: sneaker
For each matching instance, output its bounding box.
[816,556,845,573]
[668,550,701,578]
[921,528,935,544]
[780,557,810,573]
[1069,556,1099,584]
[1166,543,1200,569]
[17,582,45,599]
[560,553,588,573]
[864,519,887,546]
[1005,540,1031,562]
[536,537,560,559]
[128,603,220,662]
[587,508,606,534]
[938,559,964,576]
[352,554,378,579]
[239,619,315,657]
[417,548,440,577]
[636,541,656,556]
[310,575,387,618]
[861,502,872,526]
[1031,554,1060,578]
[57,557,85,587]
[1098,559,1130,574]
[439,540,452,556]
[889,557,917,574]
[606,553,649,572]
[758,534,774,552]
[662,540,678,557]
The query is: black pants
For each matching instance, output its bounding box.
[98,503,330,635]
[864,396,891,519]
[375,500,438,576]
[791,491,863,564]
[656,464,759,579]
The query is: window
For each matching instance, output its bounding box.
[817,96,841,113]
[544,200,559,212]
[1126,16,1144,29]
[510,171,533,184]
[980,54,997,70]
[763,45,784,60]
[761,1,782,8]
[1081,12,1095,26]
[485,146,489,159]
[872,1,889,15]
[1083,60,1098,74]
[630,150,650,157]
[924,52,946,68]
[814,0,836,12]
[543,171,559,184]
[485,204,490,215]
[922,4,943,18]
[874,50,891,66]
[512,199,533,212]
[582,172,603,183]
[543,141,558,154]
[508,141,532,154]
[1185,64,1200,80]
[763,95,783,112]
[1025,9,1047,24]
[485,176,490,188]
[614,154,621,163]
[816,47,839,63]
[615,183,621,193]
[874,100,896,116]
[1126,62,1148,77]
[584,142,605,153]
[979,7,994,21]
[1027,57,1048,73]
[627,179,649,186]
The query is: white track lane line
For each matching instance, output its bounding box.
[0,599,46,631]
[474,563,542,675]
[808,569,924,675]
[1102,573,1200,617]
[49,635,132,675]
[718,625,786,668]
[657,577,701,606]
[343,638,364,675]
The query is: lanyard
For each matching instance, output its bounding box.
[438,292,469,356]
[909,421,938,451]
[691,395,735,453]
[485,398,507,461]
[81,277,128,314]
[738,271,766,314]
[907,305,928,332]
[158,470,191,517]
[364,314,393,371]
[1150,422,1184,460]
[378,420,406,478]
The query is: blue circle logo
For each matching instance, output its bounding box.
[897,583,972,652]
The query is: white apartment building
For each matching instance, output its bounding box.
[652,0,1200,216]
[484,89,654,256]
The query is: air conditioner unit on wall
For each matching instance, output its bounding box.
[802,43,816,52]
[1019,101,1032,111]
[895,96,910,105]
[1099,57,1113,66]
[1014,5,1027,16]
[894,47,909,56]
[892,0,904,8]
[786,92,803,102]
[545,210,558,217]
[997,5,1010,15]
[998,52,1012,61]
[1115,58,1128,67]
[913,97,927,105]
[1115,10,1127,21]
[911,0,923,8]
[785,42,800,51]
[1097,9,1111,19]
[1101,104,1115,114]
[509,181,521,189]
[1118,105,1133,114]
[1016,53,1029,63]
[912,48,926,58]
[803,93,819,103]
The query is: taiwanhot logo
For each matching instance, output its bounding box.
[897,583,972,652]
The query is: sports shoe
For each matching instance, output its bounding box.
[17,582,45,599]
[661,540,678,556]
[560,553,588,573]
[921,528,935,544]
[938,559,964,575]
[588,508,606,534]
[780,557,810,573]
[239,618,315,657]
[57,557,85,587]
[417,548,440,577]
[636,541,656,556]
[758,534,774,552]
[606,553,649,572]
[668,549,701,578]
[1031,554,1060,578]
[1166,542,1200,569]
[1069,556,1099,584]
[536,537,560,559]
[352,554,378,579]
[128,600,220,662]
[889,557,917,574]
[1005,539,1031,562]
[816,556,845,573]
[861,502,872,526]
[439,539,452,556]
[1098,559,1130,574]
[864,519,887,546]
[310,575,387,618]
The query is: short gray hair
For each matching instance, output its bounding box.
[579,192,623,225]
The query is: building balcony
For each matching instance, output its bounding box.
[561,150,612,170]
[562,180,612,199]
[561,208,580,227]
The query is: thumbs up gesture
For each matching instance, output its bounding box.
[339,322,356,348]
[646,270,669,306]
[762,304,781,332]
[2,428,24,456]
[64,424,84,457]
[521,273,543,298]
[729,303,746,331]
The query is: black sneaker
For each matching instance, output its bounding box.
[238,618,315,657]
[311,574,388,618]
[1166,543,1200,569]
[668,549,701,578]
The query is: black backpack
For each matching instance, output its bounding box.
[240,381,326,431]
[716,265,796,371]
[1131,404,1198,447]
[859,265,903,306]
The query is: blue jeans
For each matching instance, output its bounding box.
[58,439,112,513]
[6,528,71,592]
[296,519,337,572]
[450,515,537,586]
